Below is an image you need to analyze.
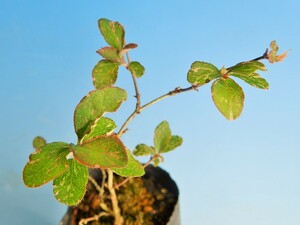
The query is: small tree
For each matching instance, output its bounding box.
[23,18,287,225]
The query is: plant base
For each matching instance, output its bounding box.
[59,165,180,225]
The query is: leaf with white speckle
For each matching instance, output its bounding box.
[187,61,221,86]
[70,135,128,169]
[128,61,145,78]
[23,142,70,187]
[92,60,120,89]
[53,159,88,206]
[81,117,117,143]
[211,78,244,120]
[227,61,269,89]
[96,47,121,62]
[74,87,127,140]
[98,18,125,51]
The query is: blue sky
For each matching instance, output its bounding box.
[1,0,299,225]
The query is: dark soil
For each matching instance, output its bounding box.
[61,165,179,225]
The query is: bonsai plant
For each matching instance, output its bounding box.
[22,18,287,225]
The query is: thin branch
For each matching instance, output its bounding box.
[88,176,102,194]
[250,48,269,62]
[131,72,141,112]
[107,169,124,225]
[126,52,141,113]
[140,85,199,111]
[79,212,111,225]
[117,85,199,136]
[101,169,107,192]
[89,171,112,214]
[227,49,269,70]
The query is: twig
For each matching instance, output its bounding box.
[79,212,111,225]
[117,85,198,137]
[126,52,141,113]
[107,169,124,225]
[250,48,269,62]
[88,176,102,194]
[227,49,269,70]
[88,171,112,214]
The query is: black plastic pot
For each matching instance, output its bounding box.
[59,165,180,225]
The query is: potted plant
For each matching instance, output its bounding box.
[22,18,287,225]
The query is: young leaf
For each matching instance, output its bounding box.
[133,144,155,156]
[112,150,145,177]
[81,117,116,143]
[23,142,70,187]
[32,136,46,149]
[211,78,244,120]
[228,61,267,75]
[154,121,172,153]
[230,73,269,89]
[96,47,121,62]
[74,87,127,140]
[187,61,221,86]
[98,18,125,51]
[119,43,138,56]
[159,135,183,153]
[71,135,127,169]
[268,41,288,63]
[227,61,268,89]
[128,61,145,78]
[53,159,88,206]
[153,156,164,167]
[92,60,120,89]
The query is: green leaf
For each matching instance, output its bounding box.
[128,61,145,78]
[160,135,183,153]
[81,117,116,143]
[74,87,127,140]
[154,121,172,153]
[32,136,46,149]
[187,61,221,85]
[98,18,125,51]
[96,47,121,62]
[112,150,145,177]
[23,142,70,187]
[133,144,155,156]
[53,159,88,206]
[92,60,120,89]
[211,78,244,120]
[230,73,269,89]
[227,61,268,89]
[70,135,127,169]
[228,61,267,75]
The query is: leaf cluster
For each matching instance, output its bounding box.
[23,19,180,206]
[23,18,287,207]
[133,121,183,166]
